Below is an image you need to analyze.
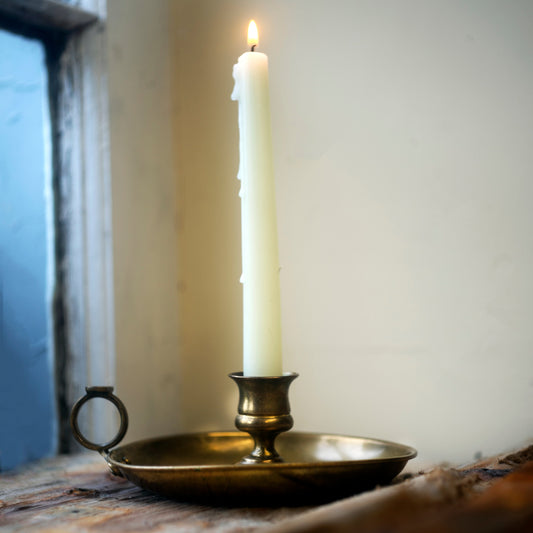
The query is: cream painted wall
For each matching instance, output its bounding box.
[106,0,182,441]
[107,0,533,467]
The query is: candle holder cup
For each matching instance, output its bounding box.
[229,372,297,464]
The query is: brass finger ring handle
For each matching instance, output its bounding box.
[70,386,129,454]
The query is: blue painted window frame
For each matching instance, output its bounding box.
[0,1,97,470]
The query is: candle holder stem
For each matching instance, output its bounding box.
[229,372,298,464]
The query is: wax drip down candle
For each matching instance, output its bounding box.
[231,20,282,377]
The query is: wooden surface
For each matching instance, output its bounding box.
[270,445,533,533]
[1,446,533,532]
[0,454,308,532]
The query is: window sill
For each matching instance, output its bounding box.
[1,445,532,532]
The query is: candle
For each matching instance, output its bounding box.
[232,20,282,377]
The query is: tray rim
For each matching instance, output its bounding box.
[107,430,417,471]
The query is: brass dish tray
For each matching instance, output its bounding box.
[102,431,415,505]
[72,385,416,505]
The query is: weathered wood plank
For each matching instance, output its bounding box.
[2,447,533,532]
[0,454,308,532]
[266,445,533,533]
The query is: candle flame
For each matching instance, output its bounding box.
[247,20,258,48]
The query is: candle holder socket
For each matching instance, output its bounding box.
[229,371,298,464]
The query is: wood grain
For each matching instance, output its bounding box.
[267,445,533,533]
[0,454,307,532]
[2,446,533,532]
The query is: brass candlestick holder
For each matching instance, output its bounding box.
[229,372,297,464]
[70,371,416,505]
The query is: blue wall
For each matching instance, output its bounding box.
[0,29,56,470]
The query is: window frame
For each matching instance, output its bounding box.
[0,0,116,452]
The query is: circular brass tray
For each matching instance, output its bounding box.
[106,431,416,505]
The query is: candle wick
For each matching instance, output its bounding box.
[251,44,256,52]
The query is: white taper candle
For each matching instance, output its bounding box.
[231,21,282,377]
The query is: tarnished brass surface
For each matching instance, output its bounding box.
[230,372,297,464]
[70,385,417,505]
[106,431,417,505]
[70,386,129,453]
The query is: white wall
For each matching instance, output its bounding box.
[106,0,182,441]
[107,0,533,467]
